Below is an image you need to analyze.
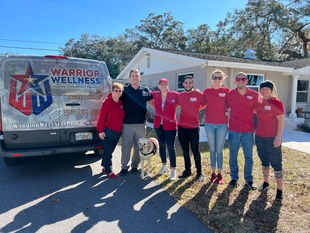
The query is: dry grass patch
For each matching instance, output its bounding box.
[145,127,310,233]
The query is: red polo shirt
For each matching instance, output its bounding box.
[177,90,206,129]
[226,87,258,132]
[204,87,230,124]
[256,98,284,137]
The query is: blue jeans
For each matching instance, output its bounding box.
[228,131,254,182]
[155,126,177,167]
[100,128,121,173]
[177,126,202,175]
[204,123,228,170]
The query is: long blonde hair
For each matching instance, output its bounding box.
[211,69,227,80]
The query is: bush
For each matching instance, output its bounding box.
[298,123,310,133]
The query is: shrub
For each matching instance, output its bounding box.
[298,123,310,133]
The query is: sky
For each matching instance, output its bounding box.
[1,0,248,55]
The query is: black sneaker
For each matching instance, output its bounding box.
[196,174,204,182]
[245,181,257,190]
[178,170,191,178]
[131,167,138,174]
[229,179,238,188]
[119,169,128,176]
[258,182,269,191]
[276,189,283,200]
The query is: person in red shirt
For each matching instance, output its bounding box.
[226,72,258,189]
[203,69,230,184]
[97,82,125,178]
[150,78,179,180]
[177,76,206,182]
[255,80,284,200]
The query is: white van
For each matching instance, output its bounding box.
[0,55,112,165]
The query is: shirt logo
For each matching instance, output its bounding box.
[219,93,226,97]
[142,90,149,97]
[264,106,271,110]
[247,96,253,99]
[190,98,197,102]
[171,100,175,102]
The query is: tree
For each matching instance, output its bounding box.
[125,12,187,50]
[186,24,212,53]
[60,34,134,78]
[221,0,310,60]
[276,0,310,58]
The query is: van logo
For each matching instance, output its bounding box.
[9,64,53,116]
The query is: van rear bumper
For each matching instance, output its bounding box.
[0,140,102,158]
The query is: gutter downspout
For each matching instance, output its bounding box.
[289,74,299,118]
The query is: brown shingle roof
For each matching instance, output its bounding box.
[160,49,310,69]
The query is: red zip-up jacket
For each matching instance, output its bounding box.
[152,91,178,130]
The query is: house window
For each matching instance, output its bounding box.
[297,80,309,102]
[177,72,194,92]
[246,74,264,91]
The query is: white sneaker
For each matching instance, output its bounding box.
[158,165,170,175]
[170,170,176,180]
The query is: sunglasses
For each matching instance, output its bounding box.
[235,77,247,82]
[114,90,123,93]
[212,76,223,80]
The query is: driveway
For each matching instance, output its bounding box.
[0,147,212,233]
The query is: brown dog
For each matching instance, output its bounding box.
[138,137,159,178]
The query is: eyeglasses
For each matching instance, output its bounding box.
[235,77,247,82]
[114,90,123,93]
[184,82,193,84]
[212,76,223,80]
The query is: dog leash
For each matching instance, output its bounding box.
[146,128,155,138]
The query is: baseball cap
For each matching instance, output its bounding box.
[158,78,169,84]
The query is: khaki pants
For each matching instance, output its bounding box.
[121,123,146,170]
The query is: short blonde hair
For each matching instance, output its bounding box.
[112,82,124,91]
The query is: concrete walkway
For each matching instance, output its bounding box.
[281,118,310,154]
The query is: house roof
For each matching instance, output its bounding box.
[116,47,310,80]
[160,49,310,69]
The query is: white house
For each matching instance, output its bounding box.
[116,47,310,120]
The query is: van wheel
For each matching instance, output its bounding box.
[3,157,20,165]
[95,149,103,157]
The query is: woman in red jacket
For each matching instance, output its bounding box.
[97,82,125,178]
[150,78,179,180]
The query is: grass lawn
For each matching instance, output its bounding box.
[145,127,310,233]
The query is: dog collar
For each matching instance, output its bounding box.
[140,140,157,156]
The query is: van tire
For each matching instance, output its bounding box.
[95,149,103,157]
[3,157,20,165]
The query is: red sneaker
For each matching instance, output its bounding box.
[107,173,118,178]
[102,167,106,174]
[217,173,224,184]
[211,173,217,183]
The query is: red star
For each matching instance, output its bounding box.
[11,64,48,95]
